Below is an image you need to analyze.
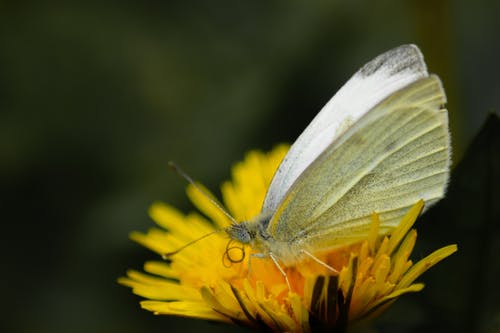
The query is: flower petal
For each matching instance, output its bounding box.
[119,270,200,300]
[397,244,458,289]
[140,300,229,322]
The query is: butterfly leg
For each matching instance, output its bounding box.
[300,249,339,274]
[269,253,291,291]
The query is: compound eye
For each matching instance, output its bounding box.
[227,224,252,243]
[240,229,251,243]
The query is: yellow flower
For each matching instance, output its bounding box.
[119,145,457,332]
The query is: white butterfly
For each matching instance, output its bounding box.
[225,44,450,275]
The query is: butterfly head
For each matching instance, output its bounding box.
[225,223,254,244]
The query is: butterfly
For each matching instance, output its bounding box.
[224,44,450,280]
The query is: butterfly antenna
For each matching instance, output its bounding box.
[168,161,238,225]
[163,230,220,259]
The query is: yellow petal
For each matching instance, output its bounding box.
[290,293,310,333]
[143,261,180,280]
[186,183,233,228]
[200,282,249,323]
[386,200,424,255]
[397,244,458,289]
[387,230,417,283]
[140,300,229,322]
[148,202,185,231]
[118,270,200,300]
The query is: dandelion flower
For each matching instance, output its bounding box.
[119,145,457,332]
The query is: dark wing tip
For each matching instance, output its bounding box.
[359,44,427,78]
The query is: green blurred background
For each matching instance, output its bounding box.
[1,1,499,332]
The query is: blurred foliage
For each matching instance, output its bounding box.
[0,1,499,332]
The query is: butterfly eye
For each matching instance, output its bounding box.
[226,223,252,243]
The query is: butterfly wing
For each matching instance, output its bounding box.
[263,44,429,214]
[268,75,449,251]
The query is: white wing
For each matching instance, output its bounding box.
[263,44,429,213]
[267,75,449,252]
